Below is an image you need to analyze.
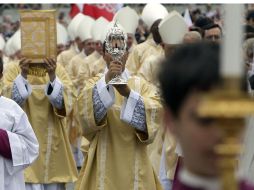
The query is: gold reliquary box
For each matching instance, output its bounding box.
[20,10,57,76]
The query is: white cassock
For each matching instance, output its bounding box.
[0,96,39,190]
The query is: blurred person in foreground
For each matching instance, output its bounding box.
[159,42,254,190]
[0,56,39,190]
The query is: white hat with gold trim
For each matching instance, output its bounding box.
[113,6,139,35]
[141,3,168,30]
[9,29,21,55]
[57,23,68,45]
[92,17,109,42]
[159,10,188,45]
[67,13,85,41]
[77,15,95,42]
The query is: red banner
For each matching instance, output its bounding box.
[69,4,83,18]
[69,4,122,21]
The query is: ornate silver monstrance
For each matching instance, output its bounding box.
[105,21,128,85]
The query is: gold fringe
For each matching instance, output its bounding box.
[28,66,47,77]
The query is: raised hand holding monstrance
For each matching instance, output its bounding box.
[105,21,128,85]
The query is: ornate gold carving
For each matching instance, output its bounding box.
[19,10,56,64]
[198,92,254,118]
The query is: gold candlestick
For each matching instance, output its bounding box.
[196,4,253,189]
[198,77,254,190]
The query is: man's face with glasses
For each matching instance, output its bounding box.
[204,27,222,43]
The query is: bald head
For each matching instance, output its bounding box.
[183,31,202,44]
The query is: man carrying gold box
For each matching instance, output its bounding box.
[2,10,78,190]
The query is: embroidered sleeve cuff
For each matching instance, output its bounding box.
[45,76,63,100]
[96,75,115,108]
[120,90,140,123]
[45,77,64,109]
[14,74,32,99]
[49,78,56,87]
[93,86,108,124]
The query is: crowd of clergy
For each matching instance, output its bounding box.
[2,3,254,190]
